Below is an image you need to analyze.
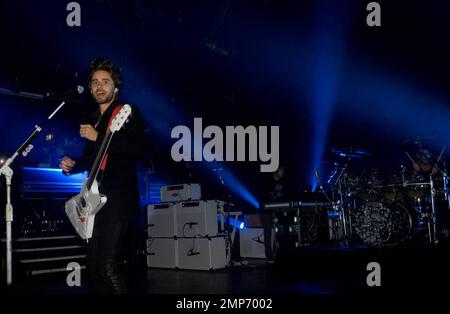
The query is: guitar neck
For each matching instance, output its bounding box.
[86,129,113,190]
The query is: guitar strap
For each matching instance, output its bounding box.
[99,104,124,172]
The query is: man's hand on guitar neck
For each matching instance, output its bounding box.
[80,124,98,142]
[60,156,76,174]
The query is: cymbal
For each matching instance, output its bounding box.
[331,147,371,158]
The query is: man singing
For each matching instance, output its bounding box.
[60,58,144,293]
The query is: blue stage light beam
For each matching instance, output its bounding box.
[309,0,349,191]
[207,162,259,209]
[219,167,259,209]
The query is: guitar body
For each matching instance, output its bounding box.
[65,179,107,239]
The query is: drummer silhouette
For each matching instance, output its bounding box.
[402,138,441,176]
[411,149,439,176]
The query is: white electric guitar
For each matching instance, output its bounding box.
[65,104,132,240]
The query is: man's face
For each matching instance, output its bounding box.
[90,70,116,105]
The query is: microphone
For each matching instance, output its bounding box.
[64,85,85,96]
[314,167,325,191]
[314,167,320,182]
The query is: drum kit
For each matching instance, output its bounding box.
[323,140,450,248]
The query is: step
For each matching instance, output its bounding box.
[20,255,86,264]
[28,265,86,276]
[14,245,84,253]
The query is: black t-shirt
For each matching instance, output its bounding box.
[265,176,287,202]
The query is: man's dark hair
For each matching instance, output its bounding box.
[88,58,122,89]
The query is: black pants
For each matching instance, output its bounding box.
[259,212,274,260]
[87,217,129,294]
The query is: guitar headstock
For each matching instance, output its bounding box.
[110,104,132,132]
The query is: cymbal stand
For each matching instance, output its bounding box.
[333,158,352,245]
[429,174,439,244]
[443,172,450,211]
[428,148,447,244]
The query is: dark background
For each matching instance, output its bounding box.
[1,0,450,210]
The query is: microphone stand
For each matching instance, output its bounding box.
[0,100,67,286]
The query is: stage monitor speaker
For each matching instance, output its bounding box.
[239,227,274,259]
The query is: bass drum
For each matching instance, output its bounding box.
[352,201,413,247]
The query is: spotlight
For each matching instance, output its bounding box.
[239,222,245,230]
[45,134,54,142]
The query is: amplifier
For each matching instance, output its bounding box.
[147,238,178,269]
[147,200,225,237]
[178,236,227,271]
[147,203,177,238]
[160,183,201,202]
[176,200,224,237]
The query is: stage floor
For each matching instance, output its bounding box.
[2,243,450,295]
